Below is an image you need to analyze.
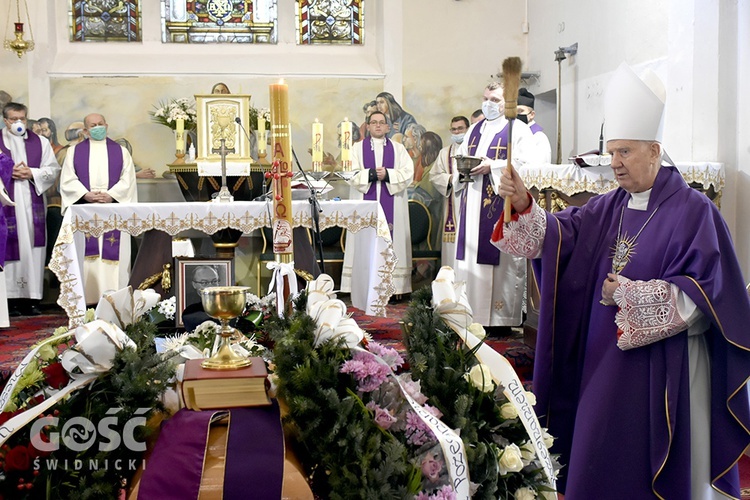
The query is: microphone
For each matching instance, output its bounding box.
[235,116,254,144]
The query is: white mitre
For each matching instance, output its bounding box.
[604,62,666,143]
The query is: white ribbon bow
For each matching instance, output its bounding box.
[94,286,161,329]
[266,261,299,317]
[306,274,364,349]
[61,320,137,377]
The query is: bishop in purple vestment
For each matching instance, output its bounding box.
[492,64,750,499]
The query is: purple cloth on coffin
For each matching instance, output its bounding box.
[0,131,46,261]
[138,402,285,500]
[73,138,124,262]
[223,402,285,499]
[531,166,750,498]
[0,153,11,268]
[362,137,396,237]
[138,409,218,500]
[455,120,506,265]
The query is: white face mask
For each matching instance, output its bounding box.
[451,133,465,144]
[9,120,26,136]
[481,101,501,121]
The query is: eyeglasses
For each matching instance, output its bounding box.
[369,121,387,126]
[193,279,220,287]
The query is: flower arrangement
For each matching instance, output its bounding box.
[270,275,465,499]
[149,97,198,131]
[0,298,175,499]
[402,268,561,499]
[249,105,270,131]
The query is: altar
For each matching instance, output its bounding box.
[49,200,395,327]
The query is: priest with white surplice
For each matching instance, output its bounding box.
[453,82,542,328]
[0,102,61,317]
[341,110,414,297]
[61,113,137,305]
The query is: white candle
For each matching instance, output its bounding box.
[340,117,352,170]
[312,118,323,171]
[258,115,266,154]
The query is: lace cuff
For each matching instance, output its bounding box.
[494,201,545,259]
[613,276,688,351]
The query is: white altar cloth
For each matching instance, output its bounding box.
[50,200,395,327]
[516,161,724,196]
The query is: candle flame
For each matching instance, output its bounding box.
[278,78,285,84]
[344,117,349,121]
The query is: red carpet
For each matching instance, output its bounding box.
[742,455,750,500]
[0,308,68,389]
[349,299,535,382]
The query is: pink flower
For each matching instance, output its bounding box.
[405,410,435,446]
[366,402,398,430]
[367,342,404,371]
[421,454,443,483]
[340,351,390,392]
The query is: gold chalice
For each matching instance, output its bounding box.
[200,286,253,370]
[453,155,483,183]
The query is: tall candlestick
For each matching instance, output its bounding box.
[269,80,294,261]
[312,118,323,171]
[258,115,266,155]
[340,117,352,171]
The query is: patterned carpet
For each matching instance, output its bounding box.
[0,307,68,388]
[349,299,535,383]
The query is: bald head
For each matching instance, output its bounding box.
[84,113,106,129]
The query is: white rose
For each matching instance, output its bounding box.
[498,443,525,475]
[543,429,555,449]
[519,440,535,462]
[464,363,494,392]
[539,490,557,500]
[525,391,537,406]
[467,322,486,341]
[500,402,518,419]
[514,486,536,500]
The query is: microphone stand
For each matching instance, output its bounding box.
[292,148,326,274]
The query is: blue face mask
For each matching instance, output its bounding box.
[88,125,107,141]
[450,133,465,144]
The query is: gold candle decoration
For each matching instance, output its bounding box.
[269,79,294,260]
[312,118,323,172]
[340,117,352,171]
[258,115,266,155]
[175,118,185,153]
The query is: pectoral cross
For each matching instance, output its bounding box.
[211,138,234,203]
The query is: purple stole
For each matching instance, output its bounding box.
[138,402,285,499]
[530,122,543,135]
[362,137,396,236]
[443,147,457,242]
[0,131,46,262]
[0,154,12,268]
[73,138,123,262]
[455,120,506,265]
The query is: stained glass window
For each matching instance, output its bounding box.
[296,0,364,45]
[161,0,277,44]
[70,0,141,42]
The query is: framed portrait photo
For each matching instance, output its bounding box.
[175,257,234,328]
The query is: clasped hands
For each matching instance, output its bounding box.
[83,191,114,203]
[11,162,33,181]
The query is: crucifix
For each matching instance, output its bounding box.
[212,138,234,203]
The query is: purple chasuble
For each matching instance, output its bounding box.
[531,166,750,498]
[73,138,123,262]
[455,120,506,264]
[0,153,12,268]
[362,137,396,236]
[0,131,46,261]
[529,122,543,135]
[138,401,285,500]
